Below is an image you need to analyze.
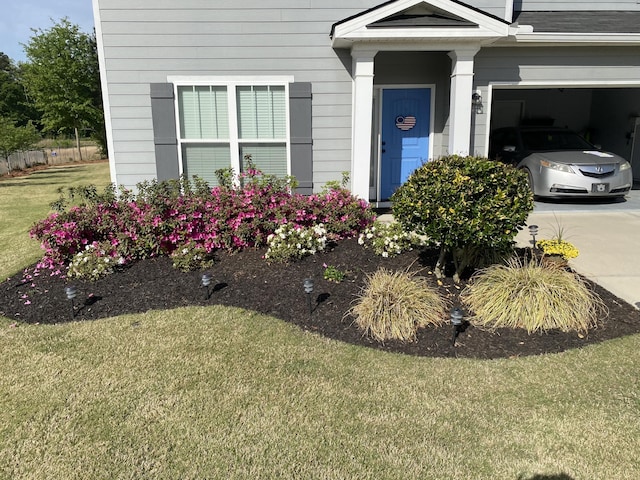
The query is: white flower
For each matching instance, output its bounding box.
[382,251,389,258]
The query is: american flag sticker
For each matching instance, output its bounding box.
[396,115,417,131]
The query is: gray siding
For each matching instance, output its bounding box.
[463,0,510,19]
[95,0,514,190]
[96,0,390,190]
[96,0,364,189]
[516,0,640,10]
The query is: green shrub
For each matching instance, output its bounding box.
[348,268,447,342]
[391,155,533,282]
[459,257,606,333]
[357,221,428,258]
[171,241,215,272]
[264,223,328,262]
[323,264,346,283]
[67,242,125,281]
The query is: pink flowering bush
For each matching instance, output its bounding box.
[29,168,376,275]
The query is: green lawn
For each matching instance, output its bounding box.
[1,164,639,479]
[0,161,111,279]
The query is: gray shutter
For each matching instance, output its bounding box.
[150,83,179,181]
[289,82,313,195]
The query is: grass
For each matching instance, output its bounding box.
[0,161,111,279]
[461,257,606,333]
[349,268,447,342]
[1,163,640,479]
[1,310,639,479]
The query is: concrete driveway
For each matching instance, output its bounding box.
[515,187,640,309]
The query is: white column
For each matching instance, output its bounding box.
[448,48,479,156]
[350,50,376,200]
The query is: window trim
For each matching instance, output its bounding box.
[169,76,294,183]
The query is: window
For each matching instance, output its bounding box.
[174,79,291,185]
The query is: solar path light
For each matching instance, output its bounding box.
[65,285,78,319]
[450,307,464,346]
[303,278,314,318]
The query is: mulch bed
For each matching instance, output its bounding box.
[2,238,639,359]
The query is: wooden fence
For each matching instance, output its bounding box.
[1,145,101,176]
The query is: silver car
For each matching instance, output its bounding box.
[490,127,633,199]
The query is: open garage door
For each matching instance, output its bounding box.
[491,87,640,181]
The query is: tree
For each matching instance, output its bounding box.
[0,52,38,126]
[21,18,105,160]
[0,116,40,173]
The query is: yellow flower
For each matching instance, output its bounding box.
[537,239,579,260]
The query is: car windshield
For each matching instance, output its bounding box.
[521,130,593,151]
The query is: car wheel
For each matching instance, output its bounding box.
[524,169,536,197]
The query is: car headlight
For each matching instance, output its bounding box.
[620,161,632,171]
[539,159,575,174]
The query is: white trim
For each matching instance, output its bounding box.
[167,75,295,85]
[332,0,510,48]
[504,0,514,23]
[491,80,640,89]
[374,84,436,202]
[171,78,292,183]
[351,52,377,200]
[448,48,478,155]
[510,33,640,46]
[92,0,117,187]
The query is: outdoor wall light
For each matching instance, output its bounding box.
[65,285,78,318]
[201,273,212,299]
[303,278,314,318]
[450,307,464,346]
[472,92,483,114]
[528,224,539,250]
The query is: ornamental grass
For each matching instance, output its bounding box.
[348,268,447,342]
[460,257,606,334]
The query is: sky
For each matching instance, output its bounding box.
[0,0,95,63]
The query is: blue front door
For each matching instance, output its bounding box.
[380,88,431,200]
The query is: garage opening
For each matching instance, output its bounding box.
[491,87,640,181]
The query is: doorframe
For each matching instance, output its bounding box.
[372,84,436,206]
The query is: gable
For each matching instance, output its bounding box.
[331,0,510,48]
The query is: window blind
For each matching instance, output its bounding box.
[240,143,287,178]
[182,143,231,186]
[236,86,286,140]
[178,86,229,139]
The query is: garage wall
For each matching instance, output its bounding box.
[491,89,593,131]
[590,89,640,161]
